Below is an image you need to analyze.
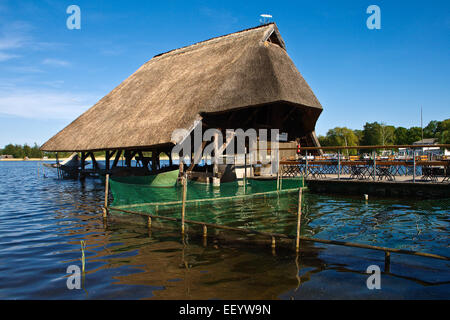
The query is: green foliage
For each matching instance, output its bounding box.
[361,122,381,145]
[1,143,43,158]
[436,119,450,144]
[394,127,408,145]
[318,118,449,149]
[2,118,449,158]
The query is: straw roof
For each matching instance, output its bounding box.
[41,23,322,152]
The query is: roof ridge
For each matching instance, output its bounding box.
[153,23,275,59]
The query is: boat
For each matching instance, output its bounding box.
[108,167,180,188]
[43,152,86,178]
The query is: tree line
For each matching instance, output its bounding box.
[0,144,98,159]
[1,119,449,158]
[317,119,449,155]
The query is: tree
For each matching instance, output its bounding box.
[361,122,382,146]
[319,127,359,155]
[423,120,439,138]
[436,119,450,144]
[407,127,423,144]
[394,127,409,145]
[379,122,395,145]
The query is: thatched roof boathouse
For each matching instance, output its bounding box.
[41,23,323,174]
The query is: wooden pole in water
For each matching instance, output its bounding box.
[181,175,187,234]
[102,174,109,218]
[279,166,283,190]
[385,251,391,273]
[373,150,376,181]
[305,150,308,177]
[55,152,60,179]
[337,150,341,180]
[296,188,302,252]
[147,216,152,228]
[276,167,280,191]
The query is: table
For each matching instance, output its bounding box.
[377,165,395,181]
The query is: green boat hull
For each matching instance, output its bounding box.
[108,169,179,187]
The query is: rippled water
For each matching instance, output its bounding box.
[0,161,448,299]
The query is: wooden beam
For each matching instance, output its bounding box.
[112,149,122,168]
[187,141,207,173]
[105,150,113,171]
[81,152,87,170]
[89,152,99,170]
[151,150,159,171]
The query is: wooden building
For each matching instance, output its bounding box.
[40,23,323,174]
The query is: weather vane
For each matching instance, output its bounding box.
[260,14,273,25]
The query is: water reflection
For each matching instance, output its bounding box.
[0,161,448,299]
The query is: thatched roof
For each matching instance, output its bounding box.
[41,23,322,152]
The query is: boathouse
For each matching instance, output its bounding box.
[40,23,323,173]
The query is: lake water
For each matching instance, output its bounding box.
[0,161,448,299]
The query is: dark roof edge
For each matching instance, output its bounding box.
[153,23,277,58]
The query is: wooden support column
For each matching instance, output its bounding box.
[112,149,122,168]
[373,150,376,181]
[187,141,207,173]
[296,188,302,253]
[213,131,219,177]
[151,150,159,172]
[337,150,340,180]
[81,152,87,170]
[102,173,109,218]
[89,152,99,170]
[124,150,131,167]
[105,150,112,171]
[181,176,187,234]
[385,251,391,273]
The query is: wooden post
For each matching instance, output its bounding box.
[277,167,280,191]
[112,149,121,169]
[181,176,187,234]
[213,131,219,178]
[296,188,302,252]
[305,150,308,177]
[244,150,247,186]
[105,150,111,171]
[81,152,86,170]
[373,150,376,181]
[337,149,341,180]
[385,251,391,273]
[56,152,60,179]
[279,166,283,190]
[203,224,207,237]
[102,173,109,218]
[179,155,184,176]
[413,149,416,183]
[271,236,276,249]
[147,216,152,228]
[151,150,158,172]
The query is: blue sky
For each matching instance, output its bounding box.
[0,0,449,148]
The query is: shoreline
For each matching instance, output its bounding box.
[0,156,172,162]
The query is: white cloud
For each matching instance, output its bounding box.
[0,52,19,61]
[0,89,99,120]
[42,58,70,67]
